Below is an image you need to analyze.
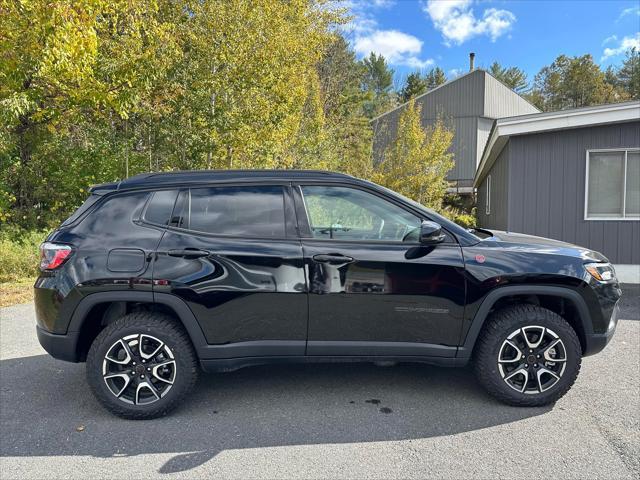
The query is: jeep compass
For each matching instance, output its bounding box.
[34,170,622,418]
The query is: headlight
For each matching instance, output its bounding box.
[585,262,616,282]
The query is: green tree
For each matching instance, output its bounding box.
[361,53,395,118]
[372,99,454,210]
[488,61,528,93]
[0,0,343,227]
[400,72,428,103]
[425,67,447,90]
[529,54,627,111]
[617,48,640,99]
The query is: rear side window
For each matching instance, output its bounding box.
[173,186,286,238]
[61,194,101,226]
[144,190,179,225]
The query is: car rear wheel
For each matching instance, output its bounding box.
[474,304,582,406]
[86,312,198,419]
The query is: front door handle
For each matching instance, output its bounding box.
[312,254,355,264]
[167,248,210,258]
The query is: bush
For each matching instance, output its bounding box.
[441,206,477,228]
[0,228,46,283]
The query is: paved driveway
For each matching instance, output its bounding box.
[1,292,638,479]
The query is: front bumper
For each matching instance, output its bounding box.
[582,302,620,357]
[36,326,80,362]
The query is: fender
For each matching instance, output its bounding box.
[456,285,593,359]
[68,290,209,353]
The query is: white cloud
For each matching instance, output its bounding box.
[601,33,640,60]
[602,34,617,45]
[618,6,640,20]
[354,29,435,68]
[423,0,516,45]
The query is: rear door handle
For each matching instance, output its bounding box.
[167,248,210,258]
[312,254,354,264]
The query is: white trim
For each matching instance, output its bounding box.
[474,101,640,186]
[584,148,640,221]
[614,264,640,283]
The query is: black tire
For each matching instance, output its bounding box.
[86,312,199,419]
[473,304,582,407]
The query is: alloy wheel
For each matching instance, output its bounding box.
[497,326,567,394]
[102,333,176,405]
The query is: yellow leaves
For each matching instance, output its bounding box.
[374,99,455,210]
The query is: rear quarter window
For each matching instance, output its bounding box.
[143,190,179,225]
[60,194,101,226]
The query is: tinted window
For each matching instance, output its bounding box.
[144,190,178,225]
[301,186,421,241]
[185,186,285,237]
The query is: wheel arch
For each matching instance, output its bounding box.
[457,285,593,359]
[69,291,208,361]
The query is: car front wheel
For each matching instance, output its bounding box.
[474,304,582,406]
[86,312,198,419]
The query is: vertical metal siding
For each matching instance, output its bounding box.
[372,70,541,185]
[483,74,540,118]
[506,122,640,264]
[477,143,510,230]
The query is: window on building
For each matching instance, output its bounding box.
[485,175,491,215]
[586,149,639,220]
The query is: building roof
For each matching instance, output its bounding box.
[91,170,355,193]
[371,68,540,123]
[474,100,640,187]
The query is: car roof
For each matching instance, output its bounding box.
[90,169,357,193]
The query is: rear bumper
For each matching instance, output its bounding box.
[583,302,620,357]
[36,326,80,362]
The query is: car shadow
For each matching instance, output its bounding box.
[0,354,552,474]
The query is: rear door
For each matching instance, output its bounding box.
[294,184,466,357]
[151,183,307,358]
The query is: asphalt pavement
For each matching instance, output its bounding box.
[0,287,638,479]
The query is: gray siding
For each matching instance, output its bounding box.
[505,122,640,264]
[372,111,478,182]
[483,75,540,118]
[476,117,494,166]
[372,70,539,185]
[477,143,510,230]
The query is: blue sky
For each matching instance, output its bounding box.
[341,0,640,86]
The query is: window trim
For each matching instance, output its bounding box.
[294,183,457,245]
[485,175,491,216]
[584,148,640,221]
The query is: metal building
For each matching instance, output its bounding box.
[371,65,539,193]
[475,101,640,277]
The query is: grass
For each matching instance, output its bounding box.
[0,228,45,307]
[0,280,34,307]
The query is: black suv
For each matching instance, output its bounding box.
[35,170,622,419]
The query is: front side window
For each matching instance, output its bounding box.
[172,186,286,237]
[586,149,639,219]
[300,185,422,242]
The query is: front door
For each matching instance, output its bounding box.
[295,184,466,357]
[152,184,307,358]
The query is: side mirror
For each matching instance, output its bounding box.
[420,221,446,245]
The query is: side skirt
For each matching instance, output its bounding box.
[201,355,469,373]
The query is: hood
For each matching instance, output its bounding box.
[479,230,609,263]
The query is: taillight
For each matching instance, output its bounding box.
[40,242,73,270]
